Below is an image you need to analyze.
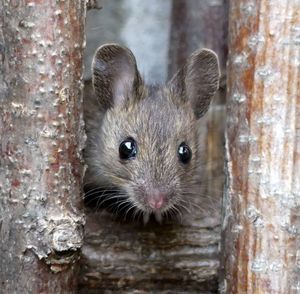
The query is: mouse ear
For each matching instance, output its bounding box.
[92,44,143,110]
[168,49,220,119]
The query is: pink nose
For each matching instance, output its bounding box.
[148,197,164,209]
[147,190,166,210]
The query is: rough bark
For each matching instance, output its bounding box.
[79,211,221,293]
[222,0,300,293]
[79,1,228,292]
[0,1,85,293]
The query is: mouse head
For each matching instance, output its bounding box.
[86,44,220,219]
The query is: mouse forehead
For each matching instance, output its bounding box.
[102,86,197,151]
[124,93,194,143]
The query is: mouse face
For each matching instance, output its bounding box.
[84,44,220,222]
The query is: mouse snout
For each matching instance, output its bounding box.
[146,189,167,210]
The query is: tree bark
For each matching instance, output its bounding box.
[0,1,85,293]
[79,1,228,292]
[222,0,300,293]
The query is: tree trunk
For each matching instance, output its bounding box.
[79,1,228,292]
[0,1,85,293]
[222,0,300,293]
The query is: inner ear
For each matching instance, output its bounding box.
[92,44,143,110]
[168,49,220,119]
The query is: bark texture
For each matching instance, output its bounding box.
[79,1,228,292]
[79,211,221,293]
[222,0,300,293]
[0,1,85,293]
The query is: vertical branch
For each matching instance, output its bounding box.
[0,1,85,292]
[168,0,228,77]
[222,0,300,293]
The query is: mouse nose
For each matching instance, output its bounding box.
[147,189,166,210]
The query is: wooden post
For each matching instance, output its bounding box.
[0,1,85,292]
[222,0,300,293]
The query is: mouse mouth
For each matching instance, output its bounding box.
[84,183,181,222]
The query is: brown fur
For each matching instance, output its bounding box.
[84,44,220,222]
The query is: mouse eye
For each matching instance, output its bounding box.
[119,137,137,160]
[178,142,192,164]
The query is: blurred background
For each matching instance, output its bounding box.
[84,0,227,83]
[84,0,172,83]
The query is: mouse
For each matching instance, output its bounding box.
[83,43,220,224]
